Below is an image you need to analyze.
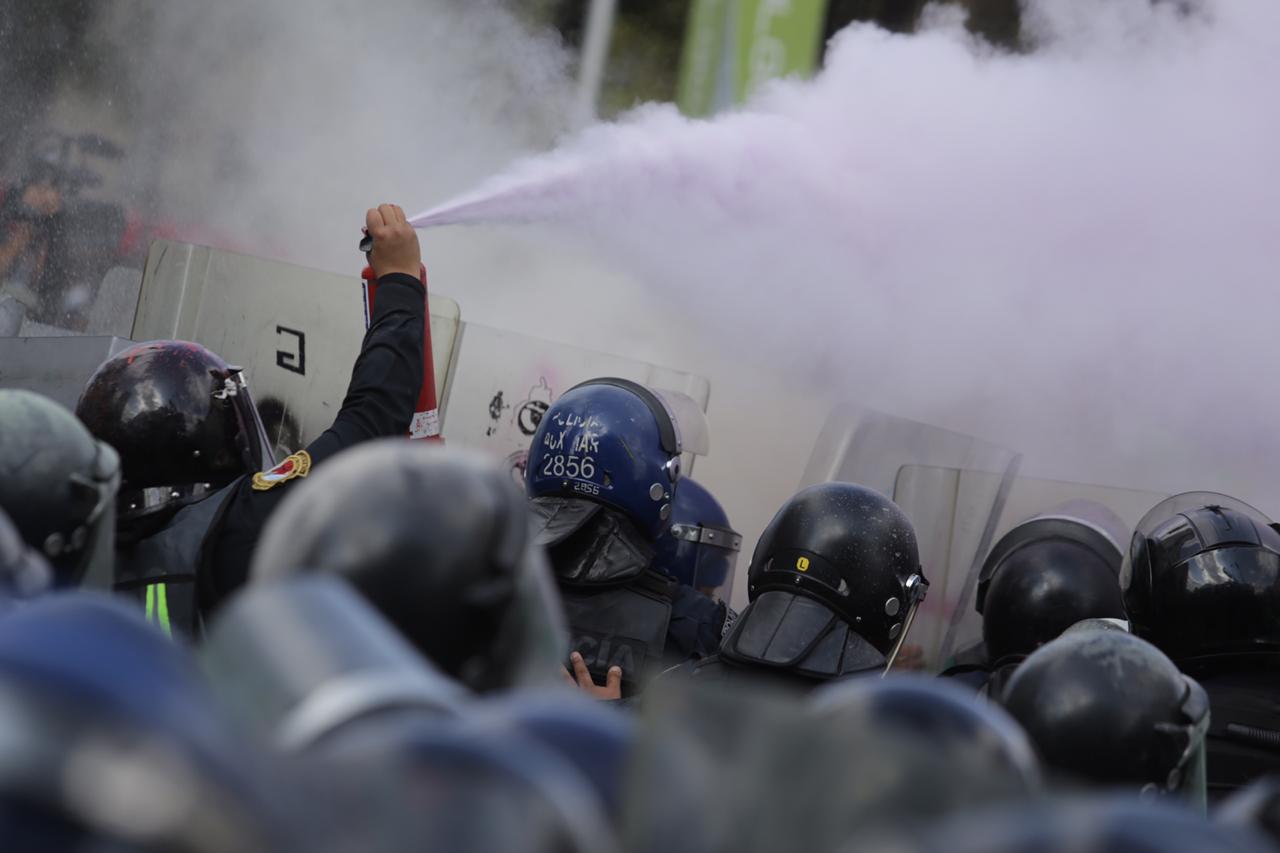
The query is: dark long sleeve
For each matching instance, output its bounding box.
[201,272,426,615]
[303,271,426,463]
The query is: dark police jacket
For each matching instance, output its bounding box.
[114,273,426,638]
[561,570,726,698]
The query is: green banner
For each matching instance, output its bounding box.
[678,0,829,118]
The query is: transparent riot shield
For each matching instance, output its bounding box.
[911,468,1167,668]
[797,403,1022,672]
[438,321,711,481]
[133,240,462,454]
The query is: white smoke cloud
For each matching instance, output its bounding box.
[94,0,574,269]
[413,0,1280,510]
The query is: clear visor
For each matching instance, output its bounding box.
[59,439,120,588]
[1121,491,1274,594]
[1166,679,1212,812]
[1133,492,1272,540]
[650,389,707,457]
[669,522,741,602]
[226,370,277,471]
[884,573,930,673]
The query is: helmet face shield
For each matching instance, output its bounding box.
[668,520,741,602]
[884,573,930,673]
[1157,678,1211,811]
[53,440,120,588]
[1122,491,1273,593]
[223,369,277,472]
[1122,491,1280,659]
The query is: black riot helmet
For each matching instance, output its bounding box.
[724,482,928,680]
[1002,629,1210,805]
[977,501,1127,663]
[1122,492,1280,662]
[0,389,119,588]
[75,340,274,523]
[251,441,567,692]
[812,676,1041,796]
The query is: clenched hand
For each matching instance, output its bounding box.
[364,204,421,279]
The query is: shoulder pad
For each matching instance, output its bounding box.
[251,450,312,491]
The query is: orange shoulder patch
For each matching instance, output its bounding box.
[251,450,312,491]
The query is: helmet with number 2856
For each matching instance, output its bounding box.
[525,378,683,544]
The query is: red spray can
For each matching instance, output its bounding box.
[361,260,441,441]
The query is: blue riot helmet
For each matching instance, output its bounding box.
[527,381,726,696]
[526,378,682,547]
[653,478,741,601]
[0,593,301,849]
[467,692,636,825]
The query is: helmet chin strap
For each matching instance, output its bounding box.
[883,573,929,675]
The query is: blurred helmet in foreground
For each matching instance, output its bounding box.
[0,593,299,851]
[1002,628,1209,805]
[202,576,467,752]
[812,675,1041,797]
[251,441,567,692]
[0,389,119,588]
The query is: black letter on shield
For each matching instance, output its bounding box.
[276,326,306,375]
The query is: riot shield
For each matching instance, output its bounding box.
[0,335,133,408]
[797,403,1022,671]
[916,469,1167,668]
[133,240,461,454]
[439,321,711,480]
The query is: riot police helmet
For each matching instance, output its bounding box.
[977,501,1127,663]
[526,378,683,547]
[75,340,274,524]
[1002,628,1210,803]
[721,482,927,679]
[653,477,741,601]
[812,675,1041,794]
[1122,492,1280,661]
[251,441,567,692]
[0,592,300,851]
[0,389,119,587]
[322,716,618,853]
[466,692,637,823]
